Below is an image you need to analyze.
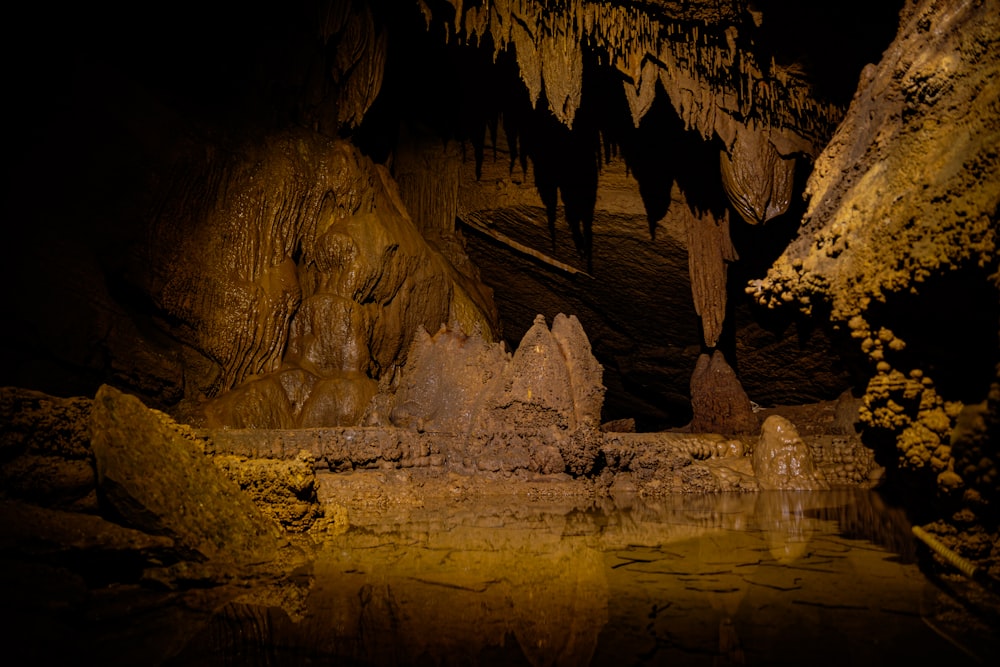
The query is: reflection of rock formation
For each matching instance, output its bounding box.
[167,490,927,666]
[296,510,610,667]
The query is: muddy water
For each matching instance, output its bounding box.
[162,489,997,666]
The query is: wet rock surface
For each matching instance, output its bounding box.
[91,385,283,565]
[390,313,604,434]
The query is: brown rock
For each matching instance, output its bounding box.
[298,373,378,428]
[213,452,321,532]
[90,385,281,564]
[551,313,606,429]
[390,323,509,434]
[752,415,828,491]
[689,350,760,434]
[390,314,605,435]
[483,314,577,430]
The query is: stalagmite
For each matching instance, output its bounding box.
[689,350,759,434]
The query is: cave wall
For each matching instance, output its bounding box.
[745,0,999,565]
[2,0,500,428]
[750,0,999,498]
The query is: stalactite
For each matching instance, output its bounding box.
[332,4,386,129]
[424,0,843,153]
[685,206,737,349]
[540,17,584,127]
[720,128,795,225]
[623,58,657,127]
[512,20,542,108]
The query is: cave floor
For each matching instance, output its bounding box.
[6,489,999,666]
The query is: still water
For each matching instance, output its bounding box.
[165,489,995,666]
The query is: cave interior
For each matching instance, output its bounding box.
[1,0,999,664]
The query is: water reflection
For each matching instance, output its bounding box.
[171,489,992,666]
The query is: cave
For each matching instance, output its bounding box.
[2,0,998,664]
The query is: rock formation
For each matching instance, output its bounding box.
[3,0,998,631]
[91,385,283,564]
[746,0,999,555]
[133,129,498,430]
[752,415,829,491]
[689,350,759,435]
[389,313,604,434]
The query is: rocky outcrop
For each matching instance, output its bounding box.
[91,385,282,564]
[745,0,998,567]
[752,415,829,491]
[389,313,605,434]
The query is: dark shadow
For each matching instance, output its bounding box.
[869,268,1000,405]
[751,0,906,105]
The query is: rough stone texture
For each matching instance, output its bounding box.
[752,415,829,491]
[744,0,999,561]
[688,350,760,435]
[90,384,282,564]
[389,314,605,435]
[551,313,606,429]
[750,0,998,325]
[199,411,881,497]
[0,388,96,509]
[389,323,510,434]
[213,452,322,533]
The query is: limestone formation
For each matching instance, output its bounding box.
[433,0,841,154]
[720,128,796,225]
[684,207,737,348]
[752,415,829,491]
[389,322,510,434]
[746,0,999,517]
[689,350,759,435]
[145,130,499,429]
[91,384,282,565]
[389,313,605,435]
[213,452,322,532]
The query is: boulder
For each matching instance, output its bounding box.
[752,415,828,491]
[90,385,281,564]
